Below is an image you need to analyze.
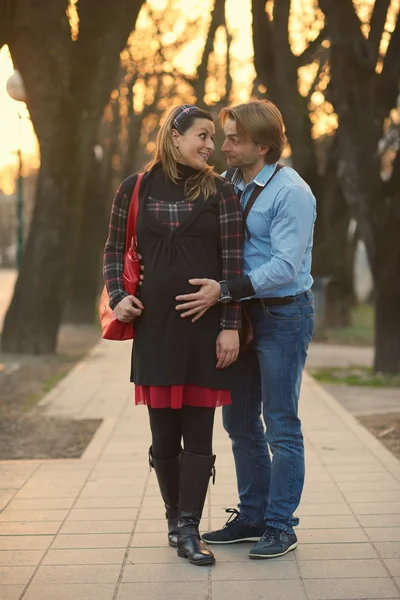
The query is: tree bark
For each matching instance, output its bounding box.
[1,0,144,353]
[64,99,121,324]
[319,0,400,372]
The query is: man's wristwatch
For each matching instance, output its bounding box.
[218,280,232,304]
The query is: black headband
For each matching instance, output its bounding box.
[172,104,200,131]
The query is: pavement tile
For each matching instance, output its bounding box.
[122,562,208,582]
[296,515,360,529]
[79,485,141,498]
[32,564,120,584]
[384,559,400,577]
[0,549,45,566]
[336,480,400,492]
[0,509,69,522]
[301,492,345,504]
[365,528,400,542]
[295,543,377,560]
[211,559,298,580]
[350,502,400,515]
[116,582,208,600]
[298,528,368,544]
[0,536,54,550]
[344,491,400,503]
[0,585,25,599]
[134,519,169,533]
[66,508,138,521]
[127,547,181,564]
[374,542,400,559]
[358,514,400,528]
[43,548,126,565]
[23,584,116,600]
[0,522,61,535]
[0,491,15,511]
[211,579,306,600]
[14,487,81,499]
[303,577,400,599]
[60,520,134,534]
[6,498,75,510]
[0,565,36,584]
[295,503,352,516]
[52,533,130,549]
[297,558,387,578]
[74,497,141,508]
[130,532,168,547]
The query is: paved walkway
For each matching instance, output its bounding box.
[1,340,400,600]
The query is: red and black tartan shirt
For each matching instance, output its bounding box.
[103,172,243,330]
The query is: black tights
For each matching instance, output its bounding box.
[148,406,215,459]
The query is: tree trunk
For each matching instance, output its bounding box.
[312,134,355,328]
[1,116,84,352]
[374,213,400,373]
[63,151,110,324]
[2,0,144,353]
[64,101,121,324]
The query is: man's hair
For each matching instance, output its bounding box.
[219,99,287,164]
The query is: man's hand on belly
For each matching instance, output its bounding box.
[175,278,221,322]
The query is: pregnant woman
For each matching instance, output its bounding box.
[103,104,243,566]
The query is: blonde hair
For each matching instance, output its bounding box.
[145,105,217,201]
[219,99,286,164]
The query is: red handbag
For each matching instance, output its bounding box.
[99,173,144,340]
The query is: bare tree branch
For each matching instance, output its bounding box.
[194,0,226,103]
[377,12,400,121]
[369,0,391,62]
[297,26,328,68]
[251,0,275,85]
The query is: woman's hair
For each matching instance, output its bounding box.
[219,98,286,164]
[145,105,217,201]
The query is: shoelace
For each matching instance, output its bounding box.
[261,526,281,543]
[223,508,241,528]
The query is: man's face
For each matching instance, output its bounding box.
[221,118,264,169]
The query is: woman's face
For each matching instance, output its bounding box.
[172,118,215,170]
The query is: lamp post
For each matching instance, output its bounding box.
[6,70,26,268]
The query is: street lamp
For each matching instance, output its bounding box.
[6,69,26,268]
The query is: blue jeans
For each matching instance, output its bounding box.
[223,290,315,534]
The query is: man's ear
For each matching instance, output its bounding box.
[259,144,270,158]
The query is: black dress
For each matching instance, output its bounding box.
[130,164,242,408]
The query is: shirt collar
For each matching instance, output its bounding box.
[232,162,278,191]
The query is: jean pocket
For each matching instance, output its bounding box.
[306,312,315,345]
[266,304,300,321]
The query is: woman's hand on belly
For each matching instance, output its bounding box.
[216,329,239,369]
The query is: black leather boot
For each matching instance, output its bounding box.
[176,451,216,566]
[148,447,181,547]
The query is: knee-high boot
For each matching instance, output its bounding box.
[177,451,216,566]
[148,447,181,547]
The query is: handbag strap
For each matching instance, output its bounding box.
[226,164,284,240]
[243,164,284,234]
[125,172,144,253]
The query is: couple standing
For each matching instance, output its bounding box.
[103,99,316,566]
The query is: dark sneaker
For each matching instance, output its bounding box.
[248,526,297,558]
[201,508,265,544]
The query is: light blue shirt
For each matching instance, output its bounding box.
[223,163,316,298]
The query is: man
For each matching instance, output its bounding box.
[175,99,316,558]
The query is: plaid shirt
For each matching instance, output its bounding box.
[103,172,243,329]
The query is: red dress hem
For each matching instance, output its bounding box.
[135,384,231,409]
